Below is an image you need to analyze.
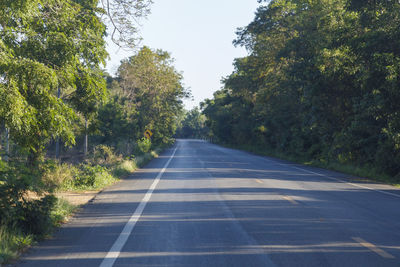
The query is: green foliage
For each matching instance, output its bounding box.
[95,96,138,147]
[0,226,34,265]
[0,196,75,265]
[106,46,189,146]
[50,198,76,227]
[0,1,162,263]
[203,0,400,179]
[68,164,116,190]
[92,145,118,165]
[0,0,108,164]
[176,108,208,139]
[18,195,57,236]
[0,163,58,236]
[93,47,187,153]
[0,162,44,226]
[137,138,152,154]
[112,160,137,178]
[42,161,75,192]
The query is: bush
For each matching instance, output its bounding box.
[136,138,151,154]
[0,197,75,264]
[18,195,57,236]
[92,145,118,165]
[112,160,137,178]
[0,226,33,265]
[71,164,116,190]
[0,162,39,227]
[41,161,74,192]
[0,160,59,237]
[51,198,76,227]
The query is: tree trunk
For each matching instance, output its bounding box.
[27,147,44,167]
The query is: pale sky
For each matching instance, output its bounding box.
[105,0,261,110]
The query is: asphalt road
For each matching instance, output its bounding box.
[16,139,400,266]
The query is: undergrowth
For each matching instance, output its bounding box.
[0,144,164,264]
[0,197,76,265]
[0,226,33,265]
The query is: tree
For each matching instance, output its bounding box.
[176,108,208,139]
[101,46,189,146]
[203,0,400,177]
[0,0,105,164]
[101,0,153,49]
[0,0,153,164]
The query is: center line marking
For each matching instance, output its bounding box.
[255,179,263,184]
[352,237,395,259]
[100,145,179,267]
[282,195,299,205]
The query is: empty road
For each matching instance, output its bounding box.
[17,139,400,266]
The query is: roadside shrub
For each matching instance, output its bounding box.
[92,145,118,165]
[72,164,116,189]
[0,226,33,265]
[0,162,37,227]
[18,195,57,236]
[112,159,136,178]
[115,140,134,156]
[136,138,151,154]
[0,160,59,237]
[41,161,74,192]
[50,198,76,227]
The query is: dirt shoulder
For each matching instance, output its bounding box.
[56,191,99,206]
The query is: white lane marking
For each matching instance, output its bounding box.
[100,145,179,267]
[282,195,299,205]
[288,165,400,199]
[352,237,395,259]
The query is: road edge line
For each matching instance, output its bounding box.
[99,145,179,267]
[289,165,400,199]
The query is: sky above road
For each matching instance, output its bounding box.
[105,0,261,110]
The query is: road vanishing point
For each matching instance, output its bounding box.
[16,139,400,266]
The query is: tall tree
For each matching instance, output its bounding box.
[0,0,153,164]
[203,0,400,177]
[101,0,153,48]
[103,46,189,145]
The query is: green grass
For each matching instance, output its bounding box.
[56,147,162,192]
[51,198,77,227]
[0,226,34,265]
[112,159,137,178]
[134,149,161,168]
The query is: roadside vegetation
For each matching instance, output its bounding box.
[201,0,400,185]
[0,145,162,264]
[175,108,208,139]
[0,0,189,264]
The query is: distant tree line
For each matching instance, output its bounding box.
[175,108,208,139]
[202,0,400,178]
